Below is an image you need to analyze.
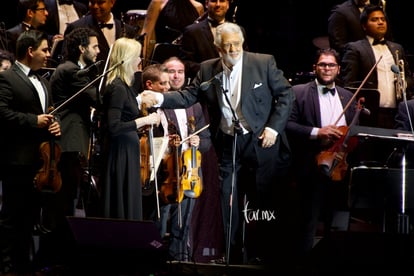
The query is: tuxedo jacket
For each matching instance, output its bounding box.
[50,60,96,156]
[64,14,137,62]
[286,81,356,174]
[43,0,88,35]
[162,51,294,167]
[0,64,54,166]
[341,38,413,94]
[5,23,27,53]
[327,0,366,56]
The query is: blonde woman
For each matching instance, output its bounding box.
[101,37,160,220]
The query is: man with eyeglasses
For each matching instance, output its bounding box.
[4,0,59,55]
[286,48,357,264]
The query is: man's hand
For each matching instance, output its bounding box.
[141,90,160,107]
[48,120,61,137]
[259,128,277,148]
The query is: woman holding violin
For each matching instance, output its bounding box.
[286,48,358,261]
[0,30,61,274]
[100,38,160,221]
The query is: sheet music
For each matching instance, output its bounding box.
[149,136,169,181]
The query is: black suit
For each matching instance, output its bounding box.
[64,14,137,62]
[286,80,356,258]
[179,18,248,80]
[43,0,88,35]
[161,52,294,264]
[0,64,55,273]
[4,23,29,54]
[328,0,366,56]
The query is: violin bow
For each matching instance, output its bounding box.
[179,124,210,145]
[334,55,383,126]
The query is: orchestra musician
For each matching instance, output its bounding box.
[0,30,61,275]
[140,61,211,261]
[64,0,137,64]
[100,37,160,221]
[286,48,357,263]
[35,27,101,269]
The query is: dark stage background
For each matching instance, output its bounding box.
[1,0,412,79]
[113,0,413,81]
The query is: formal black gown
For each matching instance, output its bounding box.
[101,78,143,220]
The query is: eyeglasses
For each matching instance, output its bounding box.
[33,7,47,13]
[316,63,338,69]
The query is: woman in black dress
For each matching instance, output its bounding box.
[101,37,160,220]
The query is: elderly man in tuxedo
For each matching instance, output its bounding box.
[139,22,294,269]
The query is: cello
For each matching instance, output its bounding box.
[179,116,203,202]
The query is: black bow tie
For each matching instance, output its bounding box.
[59,0,73,4]
[373,39,386,45]
[99,23,113,29]
[208,19,222,27]
[28,70,37,77]
[322,87,336,95]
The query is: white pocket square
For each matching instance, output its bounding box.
[253,83,262,89]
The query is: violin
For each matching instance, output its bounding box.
[139,103,154,196]
[179,116,203,202]
[160,123,182,204]
[316,97,365,181]
[33,107,62,192]
[316,56,384,181]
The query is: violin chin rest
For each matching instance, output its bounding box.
[184,190,196,198]
[318,164,330,177]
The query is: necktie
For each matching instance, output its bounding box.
[323,87,336,95]
[99,23,114,29]
[59,0,73,4]
[373,39,386,45]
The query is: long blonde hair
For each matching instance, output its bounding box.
[106,37,142,87]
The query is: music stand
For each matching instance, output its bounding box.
[349,125,414,234]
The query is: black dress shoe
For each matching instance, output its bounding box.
[33,224,52,235]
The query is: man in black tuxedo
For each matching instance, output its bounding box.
[64,0,137,64]
[4,0,54,54]
[40,27,100,267]
[0,30,61,275]
[140,22,293,270]
[286,48,356,263]
[43,0,88,36]
[328,0,371,56]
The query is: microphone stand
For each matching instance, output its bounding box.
[219,81,244,265]
[397,74,410,234]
